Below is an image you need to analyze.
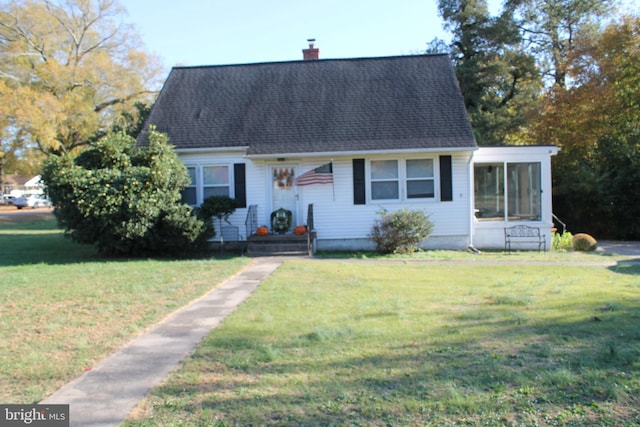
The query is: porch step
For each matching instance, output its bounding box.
[247,232,315,256]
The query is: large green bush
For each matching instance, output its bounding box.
[42,130,212,256]
[370,209,434,254]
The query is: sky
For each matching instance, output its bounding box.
[125,0,638,76]
[125,0,501,73]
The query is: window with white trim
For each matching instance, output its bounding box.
[406,159,435,198]
[474,162,541,221]
[203,165,230,198]
[507,162,541,221]
[181,166,197,205]
[370,158,435,201]
[371,160,399,200]
[181,164,232,206]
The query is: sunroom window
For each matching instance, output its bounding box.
[474,163,504,220]
[507,163,541,221]
[474,162,541,222]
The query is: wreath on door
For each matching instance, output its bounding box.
[273,168,294,189]
[270,208,292,234]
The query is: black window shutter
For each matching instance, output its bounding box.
[353,159,366,205]
[233,163,247,208]
[439,155,453,202]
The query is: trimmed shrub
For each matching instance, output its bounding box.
[572,233,598,251]
[196,195,240,237]
[370,209,434,254]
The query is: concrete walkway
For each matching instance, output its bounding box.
[41,257,285,427]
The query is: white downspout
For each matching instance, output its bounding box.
[468,152,480,253]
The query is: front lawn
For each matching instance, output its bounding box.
[125,259,640,426]
[0,213,250,403]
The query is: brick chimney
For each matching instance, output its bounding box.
[302,38,319,60]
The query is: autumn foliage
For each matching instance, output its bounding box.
[531,17,640,238]
[0,0,162,158]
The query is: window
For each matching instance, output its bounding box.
[371,160,399,200]
[180,164,238,205]
[406,159,434,198]
[508,163,541,221]
[474,162,541,222]
[203,165,230,198]
[181,166,197,205]
[370,158,435,201]
[474,163,504,220]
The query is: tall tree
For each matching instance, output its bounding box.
[504,0,614,89]
[437,0,541,145]
[0,0,162,157]
[530,16,640,238]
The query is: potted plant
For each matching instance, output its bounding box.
[270,207,292,234]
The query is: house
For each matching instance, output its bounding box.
[138,44,557,252]
[2,174,44,197]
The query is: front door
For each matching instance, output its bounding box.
[270,165,298,232]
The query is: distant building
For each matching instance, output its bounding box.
[2,174,44,197]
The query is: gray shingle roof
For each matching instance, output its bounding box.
[137,54,477,155]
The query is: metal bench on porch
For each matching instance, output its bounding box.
[504,225,546,252]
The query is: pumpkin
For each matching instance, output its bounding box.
[294,225,307,235]
[256,226,269,236]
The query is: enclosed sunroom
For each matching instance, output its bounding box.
[471,146,559,250]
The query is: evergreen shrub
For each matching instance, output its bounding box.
[370,209,434,254]
[42,130,212,256]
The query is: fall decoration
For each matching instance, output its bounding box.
[272,167,294,189]
[294,225,307,235]
[256,226,268,236]
[271,208,292,234]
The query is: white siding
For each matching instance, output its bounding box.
[295,153,473,250]
[177,146,558,251]
[179,151,255,238]
[178,150,474,249]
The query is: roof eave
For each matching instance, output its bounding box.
[175,146,250,154]
[245,146,478,159]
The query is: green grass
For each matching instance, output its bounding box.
[0,213,250,403]
[315,247,631,263]
[4,212,640,424]
[125,260,640,426]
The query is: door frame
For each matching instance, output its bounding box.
[268,163,300,231]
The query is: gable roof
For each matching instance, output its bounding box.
[3,174,40,186]
[137,54,477,156]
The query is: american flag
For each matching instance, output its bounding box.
[295,162,333,186]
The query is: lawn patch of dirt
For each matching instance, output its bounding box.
[0,205,54,224]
